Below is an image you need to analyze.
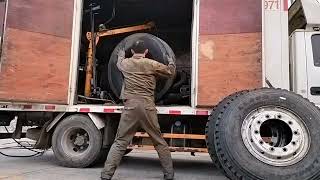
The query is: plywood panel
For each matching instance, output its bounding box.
[200,0,262,35]
[0,28,71,104]
[0,0,74,104]
[6,0,74,38]
[197,33,262,107]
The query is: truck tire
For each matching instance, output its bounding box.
[52,114,102,168]
[108,33,176,101]
[206,91,248,177]
[211,88,320,180]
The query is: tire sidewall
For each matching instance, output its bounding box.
[216,89,320,180]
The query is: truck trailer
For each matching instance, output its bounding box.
[0,0,320,179]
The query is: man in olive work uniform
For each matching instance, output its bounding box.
[101,40,176,180]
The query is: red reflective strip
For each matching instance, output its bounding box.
[45,105,56,110]
[104,108,115,113]
[169,110,181,115]
[283,0,288,11]
[79,108,90,112]
[196,110,209,116]
[23,105,32,109]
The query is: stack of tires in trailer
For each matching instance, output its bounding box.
[206,88,320,180]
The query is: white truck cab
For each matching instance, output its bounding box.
[289,0,320,104]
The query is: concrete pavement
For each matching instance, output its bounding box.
[0,139,228,180]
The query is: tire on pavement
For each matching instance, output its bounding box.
[212,88,320,180]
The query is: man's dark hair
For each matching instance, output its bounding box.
[131,40,146,54]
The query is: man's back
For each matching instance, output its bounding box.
[117,54,175,100]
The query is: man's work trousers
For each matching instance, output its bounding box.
[101,98,174,179]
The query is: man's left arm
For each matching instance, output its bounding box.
[116,49,126,70]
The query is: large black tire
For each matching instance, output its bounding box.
[108,33,176,101]
[209,88,320,180]
[52,115,102,168]
[206,91,248,178]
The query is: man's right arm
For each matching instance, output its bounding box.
[152,56,176,78]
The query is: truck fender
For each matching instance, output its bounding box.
[46,112,66,132]
[88,113,105,130]
[46,113,105,132]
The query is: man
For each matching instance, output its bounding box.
[101,40,176,180]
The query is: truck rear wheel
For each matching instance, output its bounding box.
[210,88,320,180]
[52,114,102,168]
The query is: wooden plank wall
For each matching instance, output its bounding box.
[0,0,74,104]
[197,0,262,107]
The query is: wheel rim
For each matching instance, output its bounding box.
[61,127,90,156]
[241,106,310,166]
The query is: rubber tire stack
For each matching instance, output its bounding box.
[206,88,320,180]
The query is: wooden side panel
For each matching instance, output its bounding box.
[0,0,74,104]
[6,0,74,38]
[198,33,262,106]
[200,0,262,35]
[197,0,262,107]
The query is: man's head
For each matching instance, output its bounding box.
[131,40,149,57]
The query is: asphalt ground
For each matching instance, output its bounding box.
[0,139,228,180]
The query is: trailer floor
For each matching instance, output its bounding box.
[0,139,227,180]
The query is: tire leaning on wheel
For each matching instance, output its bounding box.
[52,114,102,168]
[208,88,320,180]
[206,91,248,179]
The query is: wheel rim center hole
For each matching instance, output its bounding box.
[260,119,293,147]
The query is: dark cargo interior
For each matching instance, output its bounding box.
[78,0,194,106]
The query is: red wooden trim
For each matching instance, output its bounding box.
[45,105,56,110]
[283,0,288,11]
[79,108,90,112]
[104,108,115,113]
[169,110,182,115]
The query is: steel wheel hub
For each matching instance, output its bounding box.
[241,107,310,166]
[62,128,90,155]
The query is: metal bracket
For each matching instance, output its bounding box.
[46,112,66,132]
[88,113,105,130]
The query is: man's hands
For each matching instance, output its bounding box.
[118,48,125,59]
[167,56,174,65]
[162,52,173,65]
